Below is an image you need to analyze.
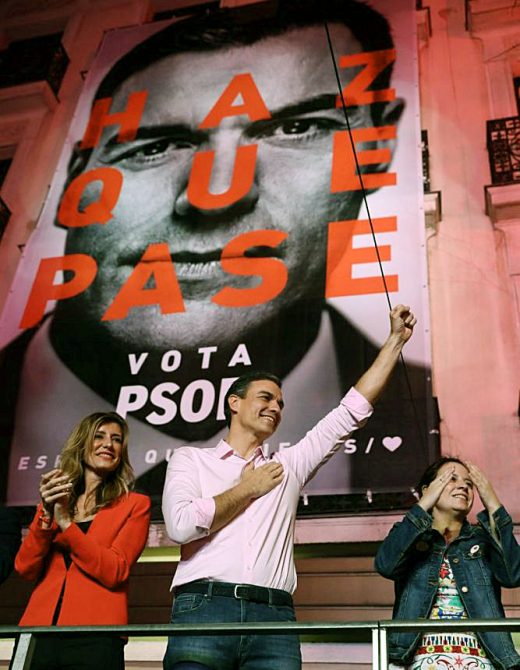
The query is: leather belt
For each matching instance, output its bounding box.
[175,580,293,607]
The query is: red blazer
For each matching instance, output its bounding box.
[15,492,151,626]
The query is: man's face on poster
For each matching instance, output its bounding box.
[63,23,397,354]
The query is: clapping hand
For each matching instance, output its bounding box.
[39,469,73,529]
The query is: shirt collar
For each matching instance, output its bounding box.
[215,440,234,459]
[214,439,264,462]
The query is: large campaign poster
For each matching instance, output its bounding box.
[0,0,437,510]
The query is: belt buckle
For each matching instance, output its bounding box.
[233,584,249,601]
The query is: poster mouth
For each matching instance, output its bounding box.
[119,245,286,281]
[173,259,224,278]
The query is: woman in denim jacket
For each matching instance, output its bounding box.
[375,457,520,670]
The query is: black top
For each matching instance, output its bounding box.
[52,519,93,623]
[62,520,93,569]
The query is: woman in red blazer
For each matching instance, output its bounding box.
[15,411,151,670]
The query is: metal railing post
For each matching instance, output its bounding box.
[379,624,388,670]
[10,633,35,670]
[371,624,379,670]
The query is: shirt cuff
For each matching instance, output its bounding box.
[192,497,216,532]
[30,505,58,534]
[341,386,374,415]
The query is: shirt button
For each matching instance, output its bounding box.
[452,557,460,564]
[461,586,469,593]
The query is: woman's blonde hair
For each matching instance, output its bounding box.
[59,412,134,516]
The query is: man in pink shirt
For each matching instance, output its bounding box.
[162,304,416,670]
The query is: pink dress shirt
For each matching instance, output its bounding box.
[162,387,372,594]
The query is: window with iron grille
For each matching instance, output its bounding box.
[486,116,520,185]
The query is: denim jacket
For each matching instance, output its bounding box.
[375,504,520,669]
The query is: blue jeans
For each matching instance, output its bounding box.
[163,589,301,670]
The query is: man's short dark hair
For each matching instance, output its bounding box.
[224,371,282,427]
[95,0,395,102]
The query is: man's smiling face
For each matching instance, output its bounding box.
[62,23,372,353]
[229,379,284,441]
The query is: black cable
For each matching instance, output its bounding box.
[322,19,428,456]
[322,20,393,310]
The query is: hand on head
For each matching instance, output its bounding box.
[418,460,501,518]
[418,464,455,513]
[465,462,501,515]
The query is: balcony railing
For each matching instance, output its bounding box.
[0,33,69,97]
[2,618,519,670]
[487,116,520,185]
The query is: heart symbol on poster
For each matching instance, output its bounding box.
[382,436,402,452]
